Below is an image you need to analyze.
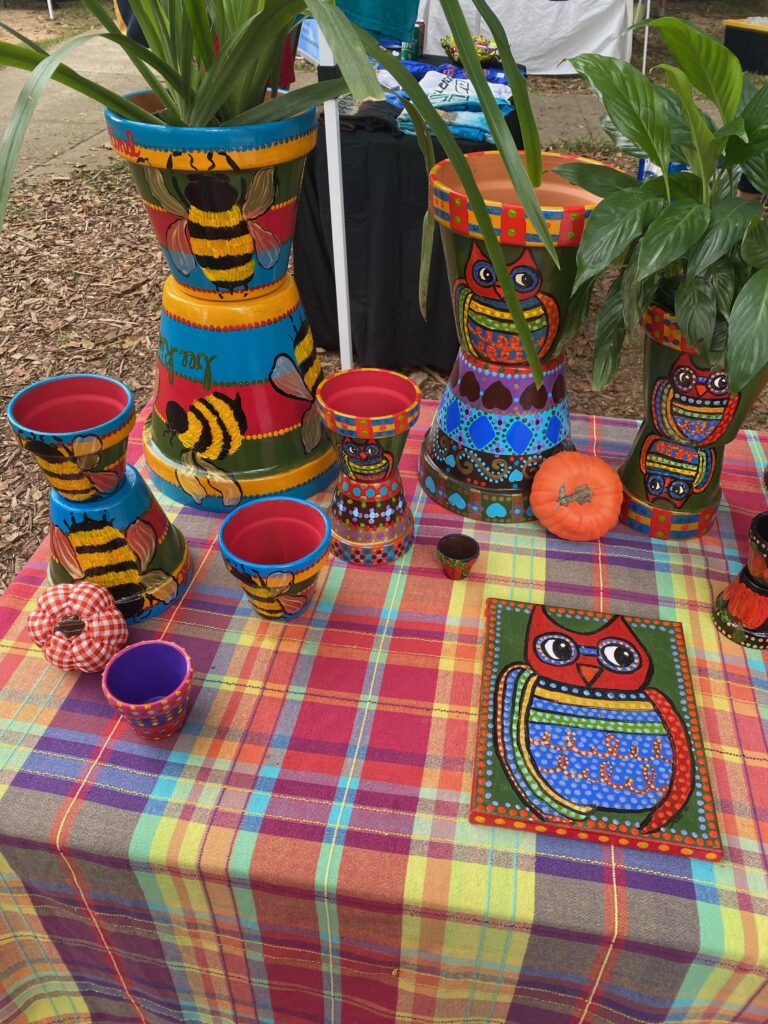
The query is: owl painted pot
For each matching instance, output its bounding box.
[218,497,331,619]
[419,151,606,524]
[316,369,420,565]
[8,374,135,501]
[620,307,768,539]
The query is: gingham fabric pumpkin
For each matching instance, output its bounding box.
[27,581,129,673]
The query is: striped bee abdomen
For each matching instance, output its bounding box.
[188,204,254,286]
[66,518,146,616]
[171,393,246,462]
[294,321,322,397]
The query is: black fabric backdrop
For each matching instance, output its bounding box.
[293,103,522,373]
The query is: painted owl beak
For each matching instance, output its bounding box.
[694,383,708,397]
[577,664,602,685]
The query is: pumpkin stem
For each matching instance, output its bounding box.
[555,483,592,508]
[54,614,86,639]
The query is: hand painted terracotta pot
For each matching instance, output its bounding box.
[436,533,480,579]
[102,640,193,739]
[49,465,190,624]
[419,151,602,523]
[7,374,135,501]
[219,496,331,619]
[105,96,336,511]
[713,568,768,649]
[315,369,421,564]
[620,307,768,539]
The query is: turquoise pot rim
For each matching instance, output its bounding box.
[219,496,331,576]
[8,373,134,444]
[104,92,316,155]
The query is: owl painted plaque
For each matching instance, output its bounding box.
[471,599,722,860]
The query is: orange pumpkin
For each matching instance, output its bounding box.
[530,451,622,541]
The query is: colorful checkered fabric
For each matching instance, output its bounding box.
[26,580,129,673]
[1,405,767,1024]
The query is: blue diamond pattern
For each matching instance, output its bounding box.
[469,415,495,450]
[506,420,533,454]
[445,398,461,435]
[546,415,563,445]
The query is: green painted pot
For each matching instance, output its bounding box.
[620,306,768,539]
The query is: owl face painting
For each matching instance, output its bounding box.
[639,435,714,508]
[453,243,560,364]
[338,437,392,482]
[651,353,739,446]
[494,606,693,834]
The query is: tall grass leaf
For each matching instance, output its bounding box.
[402,98,436,318]
[223,79,350,125]
[306,0,383,102]
[0,20,48,53]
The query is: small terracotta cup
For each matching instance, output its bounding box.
[436,533,480,580]
[218,497,331,620]
[102,640,192,739]
[7,374,135,502]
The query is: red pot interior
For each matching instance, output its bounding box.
[12,376,130,434]
[222,499,327,566]
[319,370,418,419]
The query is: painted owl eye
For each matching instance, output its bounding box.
[708,370,729,395]
[512,268,538,292]
[597,639,641,672]
[673,366,696,392]
[472,261,496,288]
[646,474,665,495]
[535,633,578,665]
[668,479,690,500]
[365,443,380,457]
[345,442,360,455]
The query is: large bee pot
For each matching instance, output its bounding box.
[418,152,602,524]
[105,96,337,511]
[620,307,768,540]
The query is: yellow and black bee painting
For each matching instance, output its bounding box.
[145,166,279,293]
[269,317,323,454]
[166,391,247,507]
[23,435,119,502]
[229,566,308,619]
[50,515,177,621]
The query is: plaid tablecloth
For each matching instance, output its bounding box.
[1,406,767,1024]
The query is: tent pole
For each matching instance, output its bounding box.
[318,30,354,371]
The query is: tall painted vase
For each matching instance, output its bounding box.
[315,369,421,564]
[419,151,601,523]
[105,96,336,511]
[620,306,768,539]
[8,375,190,624]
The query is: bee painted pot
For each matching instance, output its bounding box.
[620,307,768,539]
[7,374,135,501]
[102,641,193,740]
[419,152,603,524]
[315,369,421,564]
[105,96,336,511]
[218,497,331,620]
[49,465,191,624]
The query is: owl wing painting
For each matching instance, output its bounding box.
[473,600,722,860]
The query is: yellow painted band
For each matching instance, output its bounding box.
[190,235,254,258]
[163,274,299,328]
[113,131,317,170]
[533,685,653,712]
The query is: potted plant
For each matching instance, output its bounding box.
[552,16,768,539]
[1,0,569,512]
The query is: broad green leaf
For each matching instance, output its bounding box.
[636,200,710,282]
[674,275,716,349]
[641,171,704,202]
[552,279,595,353]
[649,17,742,123]
[552,161,639,198]
[621,243,658,331]
[365,34,545,381]
[600,114,646,159]
[573,190,663,290]
[727,266,768,390]
[705,317,729,368]
[571,53,670,172]
[741,216,768,268]
[714,116,748,143]
[686,199,757,276]
[703,257,736,315]
[469,0,542,185]
[0,34,106,234]
[592,277,626,390]
[306,0,383,103]
[742,152,768,194]
[660,64,721,193]
[741,83,768,149]
[439,0,557,264]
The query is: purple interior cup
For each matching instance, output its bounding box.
[103,640,190,705]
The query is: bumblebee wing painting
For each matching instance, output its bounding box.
[166,220,197,277]
[196,456,242,507]
[300,407,323,454]
[175,450,209,505]
[243,168,280,268]
[50,524,85,579]
[269,354,314,403]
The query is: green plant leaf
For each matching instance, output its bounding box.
[401,97,436,318]
[0,33,107,234]
[552,279,595,354]
[674,275,716,349]
[0,20,48,53]
[648,17,743,123]
[742,153,768,194]
[600,114,647,159]
[573,190,663,290]
[659,64,721,194]
[592,277,626,390]
[182,0,215,72]
[727,266,768,390]
[224,79,350,125]
[571,53,670,172]
[702,256,736,315]
[621,242,659,331]
[741,216,768,268]
[686,199,757,276]
[306,0,383,103]
[704,316,729,367]
[640,171,704,201]
[467,0,542,185]
[636,200,710,282]
[552,161,639,198]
